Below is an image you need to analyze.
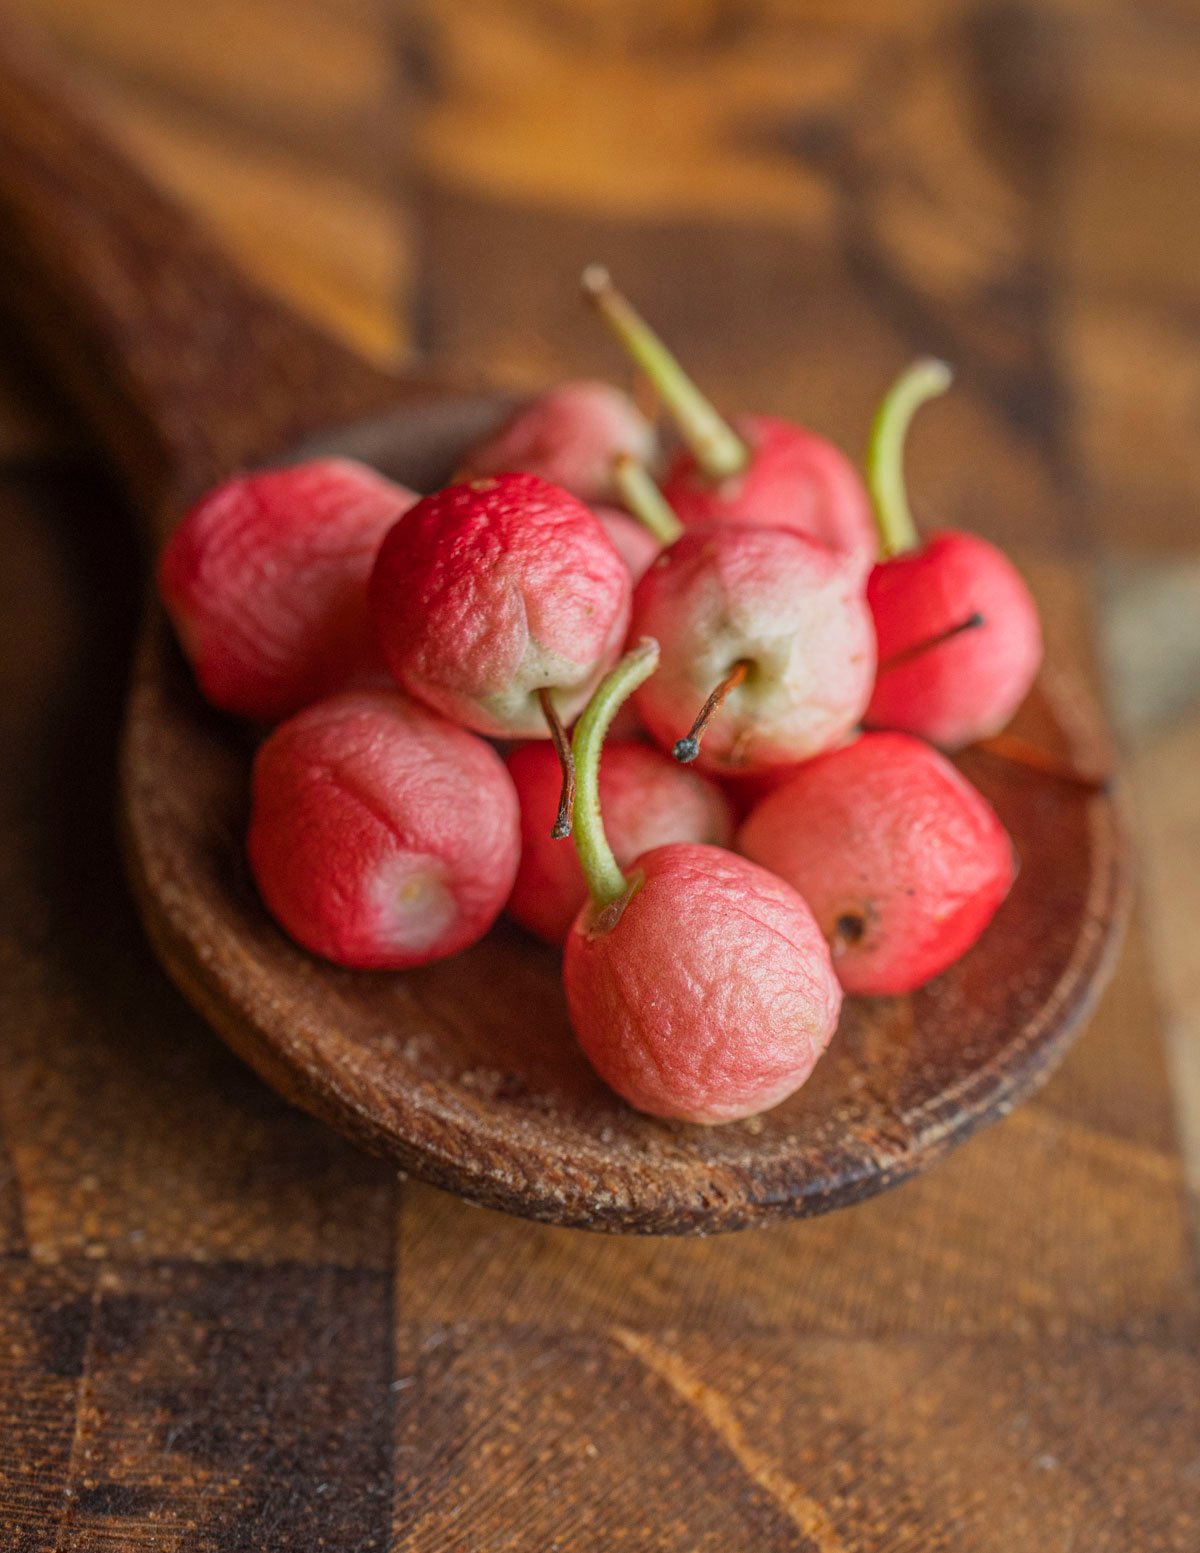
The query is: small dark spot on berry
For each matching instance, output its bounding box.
[835,912,866,944]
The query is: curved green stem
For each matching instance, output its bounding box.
[612,454,683,545]
[582,266,748,482]
[571,638,660,909]
[866,358,953,558]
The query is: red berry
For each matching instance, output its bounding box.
[583,270,873,574]
[866,531,1043,749]
[370,474,631,740]
[662,414,876,573]
[862,360,1043,749]
[630,525,875,774]
[506,739,732,944]
[247,689,520,970]
[565,843,842,1122]
[738,731,1015,996]
[159,458,416,722]
[458,381,656,505]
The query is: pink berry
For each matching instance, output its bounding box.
[506,739,732,944]
[630,525,875,774]
[458,380,656,505]
[562,643,842,1124]
[583,268,874,574]
[862,360,1043,750]
[738,731,1015,996]
[662,414,875,571]
[247,689,520,970]
[369,473,631,739]
[566,843,842,1122]
[159,458,417,722]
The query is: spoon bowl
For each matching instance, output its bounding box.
[124,395,1128,1233]
[0,22,1128,1232]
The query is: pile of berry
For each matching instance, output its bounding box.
[158,271,1043,1126]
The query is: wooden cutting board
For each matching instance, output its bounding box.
[1,2,1197,1548]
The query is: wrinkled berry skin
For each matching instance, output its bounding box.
[459,381,656,505]
[631,525,875,774]
[593,504,662,583]
[866,531,1043,750]
[663,415,876,576]
[248,690,520,970]
[507,740,732,944]
[159,458,417,722]
[370,474,632,739]
[738,731,1015,996]
[564,843,842,1123]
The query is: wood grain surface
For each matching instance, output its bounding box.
[1,1,1197,1549]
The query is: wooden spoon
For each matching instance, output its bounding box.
[0,25,1128,1234]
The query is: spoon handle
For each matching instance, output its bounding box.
[0,17,414,537]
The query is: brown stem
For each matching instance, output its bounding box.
[673,661,750,763]
[538,689,576,839]
[831,911,868,959]
[971,732,1111,793]
[875,612,985,676]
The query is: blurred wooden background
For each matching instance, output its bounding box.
[1,1,1198,1548]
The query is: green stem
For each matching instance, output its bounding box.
[571,639,660,909]
[612,455,683,545]
[866,358,953,558]
[582,266,748,482]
